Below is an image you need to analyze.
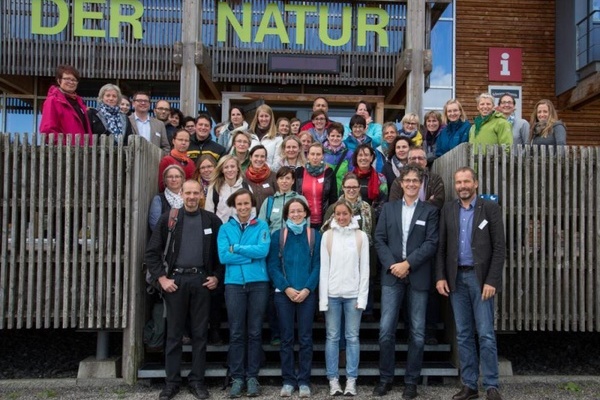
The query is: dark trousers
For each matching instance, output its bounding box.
[163,273,210,386]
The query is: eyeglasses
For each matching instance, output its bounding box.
[235,140,250,145]
[499,101,514,105]
[155,107,170,112]
[166,175,182,180]
[134,99,149,104]
[408,156,426,161]
[343,186,360,190]
[402,178,421,184]
[352,125,365,130]
[61,77,79,83]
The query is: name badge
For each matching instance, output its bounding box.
[317,177,324,183]
[262,183,270,188]
[204,228,213,235]
[272,208,280,213]
[155,132,161,137]
[416,220,426,226]
[355,215,361,220]
[478,220,488,230]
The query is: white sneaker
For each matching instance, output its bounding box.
[280,384,294,397]
[329,378,343,396]
[299,385,311,398]
[344,378,357,396]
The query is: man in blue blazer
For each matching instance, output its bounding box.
[374,164,439,399]
[435,167,506,400]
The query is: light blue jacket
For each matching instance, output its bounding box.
[218,214,271,285]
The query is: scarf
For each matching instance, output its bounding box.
[473,112,494,137]
[323,140,346,154]
[391,155,404,177]
[305,161,326,177]
[98,102,124,137]
[506,114,515,126]
[164,188,183,209]
[245,164,271,183]
[533,121,549,139]
[170,148,191,164]
[354,166,380,201]
[286,219,306,235]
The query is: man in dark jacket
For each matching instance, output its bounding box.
[145,180,223,400]
[435,167,506,400]
[187,114,226,164]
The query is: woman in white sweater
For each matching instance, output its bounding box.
[319,199,369,397]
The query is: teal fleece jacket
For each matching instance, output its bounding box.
[218,216,271,285]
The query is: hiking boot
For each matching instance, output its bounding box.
[229,378,244,398]
[246,377,261,397]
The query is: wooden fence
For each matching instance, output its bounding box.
[432,143,600,332]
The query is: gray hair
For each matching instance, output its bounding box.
[476,93,495,104]
[97,84,123,104]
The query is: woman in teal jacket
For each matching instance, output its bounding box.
[436,99,471,157]
[217,189,271,397]
[267,198,321,397]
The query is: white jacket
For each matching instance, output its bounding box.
[204,178,253,223]
[319,219,370,311]
[261,135,283,168]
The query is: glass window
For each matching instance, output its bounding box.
[424,2,454,111]
[6,97,35,136]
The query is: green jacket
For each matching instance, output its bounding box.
[469,112,513,152]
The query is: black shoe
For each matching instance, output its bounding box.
[208,328,223,345]
[189,383,209,399]
[485,388,502,400]
[402,384,418,399]
[373,382,393,396]
[159,385,180,400]
[452,385,479,400]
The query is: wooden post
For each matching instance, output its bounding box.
[406,1,425,116]
[179,0,201,116]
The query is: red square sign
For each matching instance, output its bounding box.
[489,48,522,82]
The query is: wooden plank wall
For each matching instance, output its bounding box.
[455,1,600,145]
[432,143,600,332]
[0,134,160,330]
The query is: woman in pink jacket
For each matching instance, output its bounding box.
[39,65,92,145]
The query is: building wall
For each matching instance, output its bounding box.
[455,0,600,145]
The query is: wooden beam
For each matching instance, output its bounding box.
[197,44,222,102]
[0,76,35,95]
[406,0,426,115]
[558,71,600,110]
[178,0,201,116]
[385,49,412,104]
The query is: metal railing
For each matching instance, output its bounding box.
[432,143,600,332]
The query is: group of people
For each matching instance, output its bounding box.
[38,64,562,400]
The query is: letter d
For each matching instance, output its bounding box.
[32,0,69,35]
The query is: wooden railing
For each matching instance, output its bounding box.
[432,143,600,332]
[0,134,160,331]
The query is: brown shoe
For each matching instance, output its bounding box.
[452,385,478,400]
[485,388,502,400]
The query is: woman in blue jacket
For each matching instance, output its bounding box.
[217,189,271,398]
[267,198,321,397]
[436,99,471,157]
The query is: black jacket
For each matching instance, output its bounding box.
[145,208,224,283]
[87,108,133,144]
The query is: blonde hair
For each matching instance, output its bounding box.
[210,154,242,192]
[401,113,420,125]
[442,99,467,124]
[278,135,306,165]
[250,104,277,140]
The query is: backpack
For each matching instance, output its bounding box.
[145,207,180,290]
[278,227,315,278]
[212,182,250,213]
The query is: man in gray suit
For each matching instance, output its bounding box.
[129,91,170,153]
[374,164,439,399]
[435,167,506,400]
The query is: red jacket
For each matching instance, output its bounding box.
[157,153,196,192]
[39,86,93,145]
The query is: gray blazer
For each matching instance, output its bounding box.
[375,200,439,291]
[435,198,506,292]
[128,114,170,153]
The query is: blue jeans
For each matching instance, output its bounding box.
[274,291,317,386]
[450,270,499,390]
[378,281,428,385]
[324,297,363,379]
[225,282,270,380]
